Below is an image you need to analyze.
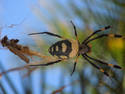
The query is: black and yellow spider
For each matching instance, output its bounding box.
[28,21,124,76]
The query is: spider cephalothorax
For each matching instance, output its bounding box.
[28,21,124,77]
[78,44,91,54]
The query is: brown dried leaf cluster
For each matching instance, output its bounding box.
[0,36,60,78]
[0,36,47,63]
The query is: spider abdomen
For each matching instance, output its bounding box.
[48,39,79,59]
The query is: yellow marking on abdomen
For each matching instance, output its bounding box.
[55,46,59,51]
[51,47,54,52]
[62,43,67,52]
[69,39,79,58]
[60,55,68,59]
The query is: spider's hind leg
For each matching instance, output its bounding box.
[29,60,62,66]
[29,32,65,39]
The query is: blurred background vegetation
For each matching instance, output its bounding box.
[0,0,125,94]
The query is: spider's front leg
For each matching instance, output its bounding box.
[82,54,110,77]
[85,34,125,44]
[82,26,111,44]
